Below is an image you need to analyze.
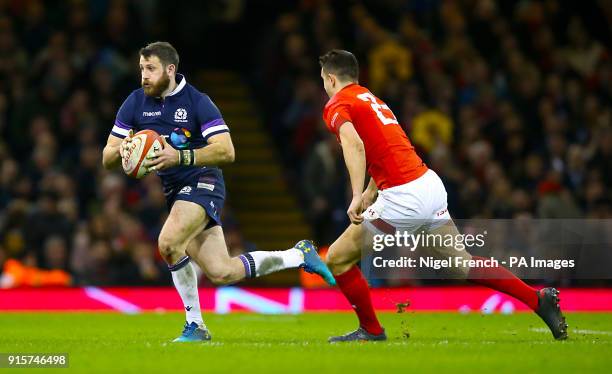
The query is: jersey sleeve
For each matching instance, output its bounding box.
[324,101,352,136]
[198,94,229,142]
[111,92,136,139]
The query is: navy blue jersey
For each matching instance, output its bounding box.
[110,74,229,192]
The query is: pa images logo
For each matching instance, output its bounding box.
[174,108,188,123]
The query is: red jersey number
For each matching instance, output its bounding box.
[357,92,399,125]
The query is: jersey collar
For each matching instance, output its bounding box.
[166,74,186,97]
[340,83,357,92]
[329,82,358,102]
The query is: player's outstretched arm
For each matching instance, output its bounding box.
[339,122,366,224]
[102,133,131,170]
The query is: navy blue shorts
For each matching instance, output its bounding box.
[164,175,226,230]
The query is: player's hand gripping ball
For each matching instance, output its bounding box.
[170,127,192,149]
[121,129,164,178]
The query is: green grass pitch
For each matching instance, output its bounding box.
[1,312,611,373]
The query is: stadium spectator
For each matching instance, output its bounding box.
[254,0,611,232]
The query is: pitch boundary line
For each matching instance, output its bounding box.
[529,327,612,336]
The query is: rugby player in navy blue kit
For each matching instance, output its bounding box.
[102,42,335,342]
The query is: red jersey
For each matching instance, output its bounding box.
[323,83,427,190]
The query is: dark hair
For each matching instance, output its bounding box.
[139,41,179,69]
[319,49,359,82]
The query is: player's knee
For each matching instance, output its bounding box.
[432,249,470,279]
[204,260,236,285]
[158,234,184,262]
[454,253,472,279]
[326,247,350,275]
[208,268,234,285]
[447,264,470,279]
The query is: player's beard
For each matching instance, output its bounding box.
[142,72,170,97]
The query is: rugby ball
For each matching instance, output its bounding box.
[122,129,164,179]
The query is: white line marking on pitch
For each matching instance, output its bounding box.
[530,327,612,336]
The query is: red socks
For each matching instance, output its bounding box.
[334,265,384,335]
[334,258,538,333]
[468,256,539,310]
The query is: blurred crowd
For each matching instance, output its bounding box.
[0,0,610,287]
[254,0,611,245]
[0,0,177,286]
[0,0,262,288]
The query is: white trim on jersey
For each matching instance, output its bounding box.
[202,124,229,138]
[167,75,187,97]
[112,125,129,136]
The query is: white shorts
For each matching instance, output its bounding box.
[363,169,451,234]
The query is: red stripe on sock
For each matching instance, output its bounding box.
[334,265,383,335]
[468,256,539,310]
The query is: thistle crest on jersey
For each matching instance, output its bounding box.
[174,108,188,122]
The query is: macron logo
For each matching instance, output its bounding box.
[143,111,162,117]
